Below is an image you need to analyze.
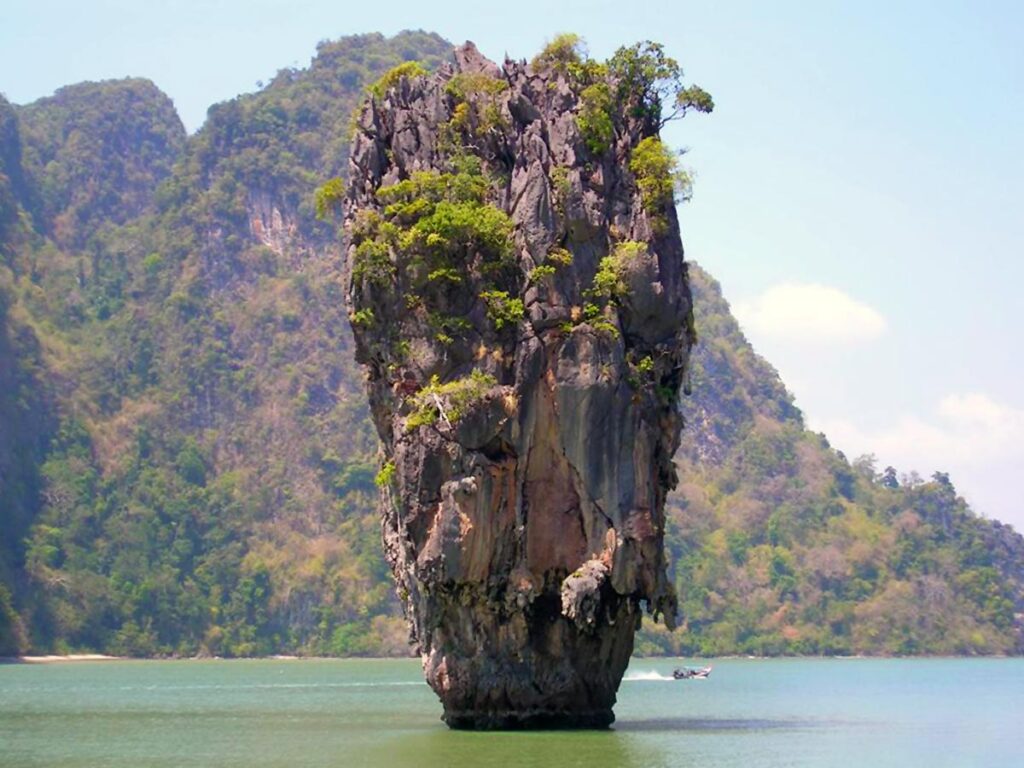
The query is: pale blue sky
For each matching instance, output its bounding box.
[3,1,1023,527]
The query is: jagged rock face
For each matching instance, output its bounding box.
[343,43,695,728]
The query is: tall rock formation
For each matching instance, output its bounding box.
[343,42,704,727]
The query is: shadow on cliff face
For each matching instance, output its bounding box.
[0,285,58,655]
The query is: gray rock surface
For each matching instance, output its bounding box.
[343,42,696,728]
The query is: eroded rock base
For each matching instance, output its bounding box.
[444,710,615,730]
[421,599,636,730]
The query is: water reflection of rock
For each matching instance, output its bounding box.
[371,728,664,768]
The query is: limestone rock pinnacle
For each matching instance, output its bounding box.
[343,42,696,728]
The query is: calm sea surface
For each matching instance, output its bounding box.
[1,657,1021,767]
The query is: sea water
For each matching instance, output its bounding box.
[1,657,1021,767]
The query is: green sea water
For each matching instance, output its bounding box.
[1,657,1021,767]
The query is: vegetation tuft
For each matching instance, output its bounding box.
[405,370,497,430]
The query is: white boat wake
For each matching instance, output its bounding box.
[622,670,676,682]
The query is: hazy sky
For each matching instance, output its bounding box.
[3,1,1023,528]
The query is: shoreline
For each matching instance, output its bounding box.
[2,654,122,664]
[2,653,1019,664]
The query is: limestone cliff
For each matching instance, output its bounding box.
[343,42,700,728]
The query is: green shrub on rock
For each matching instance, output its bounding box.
[368,61,428,100]
[406,370,498,430]
[314,177,345,220]
[531,33,586,75]
[347,168,515,304]
[480,289,525,330]
[374,461,396,487]
[577,83,614,155]
[629,137,692,226]
[591,241,646,302]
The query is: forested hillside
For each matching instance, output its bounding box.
[1,31,1021,658]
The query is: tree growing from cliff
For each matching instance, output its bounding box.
[607,40,714,125]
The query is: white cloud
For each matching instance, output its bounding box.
[734,283,886,344]
[813,393,1024,528]
[938,392,1017,433]
[817,393,1024,469]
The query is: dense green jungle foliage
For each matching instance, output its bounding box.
[16,79,186,248]
[0,32,1021,658]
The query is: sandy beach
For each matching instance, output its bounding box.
[9,654,121,663]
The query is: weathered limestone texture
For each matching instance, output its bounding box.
[343,43,696,728]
